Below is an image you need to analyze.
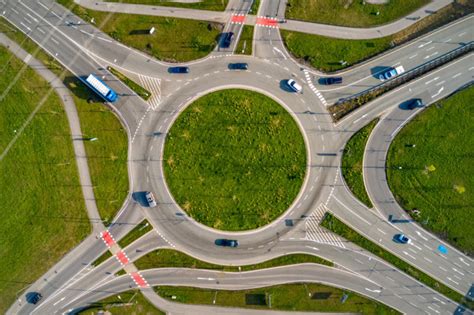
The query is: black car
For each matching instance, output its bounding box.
[221,32,234,48]
[406,98,423,110]
[320,77,343,85]
[215,239,239,247]
[168,66,190,74]
[228,63,248,70]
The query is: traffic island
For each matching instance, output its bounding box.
[163,89,307,230]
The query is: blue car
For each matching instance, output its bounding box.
[393,234,411,244]
[168,66,190,74]
[215,239,239,247]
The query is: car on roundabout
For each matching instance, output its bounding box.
[145,191,157,208]
[168,66,190,74]
[228,63,249,70]
[287,79,303,93]
[215,239,239,247]
[393,233,411,244]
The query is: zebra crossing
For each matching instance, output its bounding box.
[305,204,346,248]
[303,70,328,106]
[138,74,161,110]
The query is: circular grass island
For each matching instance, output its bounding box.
[163,89,307,231]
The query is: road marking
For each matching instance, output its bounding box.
[52,297,65,306]
[355,258,363,264]
[38,1,49,10]
[386,276,395,282]
[256,16,279,28]
[403,251,416,260]
[435,80,445,86]
[431,86,444,98]
[333,196,371,225]
[417,295,426,301]
[131,272,149,288]
[197,277,215,281]
[424,257,432,263]
[427,306,440,314]
[365,288,381,293]
[415,230,428,241]
[11,7,19,14]
[376,228,386,235]
[423,244,433,250]
[26,12,38,22]
[230,14,246,25]
[443,38,451,42]
[452,268,464,276]
[459,257,470,266]
[51,11,60,19]
[408,247,417,254]
[439,266,447,271]
[453,274,462,280]
[425,77,439,85]
[305,246,320,251]
[411,243,422,251]
[418,40,432,48]
[433,296,446,304]
[20,21,31,31]
[352,114,367,125]
[426,46,435,51]
[447,277,459,285]
[50,37,59,45]
[458,31,467,37]
[409,54,418,59]
[37,28,45,34]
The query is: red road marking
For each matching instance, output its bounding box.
[100,231,115,247]
[116,251,129,265]
[231,14,246,24]
[131,272,148,288]
[256,17,278,28]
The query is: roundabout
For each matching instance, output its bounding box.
[163,89,307,230]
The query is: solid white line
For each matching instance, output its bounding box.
[51,11,60,19]
[52,297,65,306]
[38,1,49,10]
[333,196,371,225]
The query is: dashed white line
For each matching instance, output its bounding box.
[20,22,31,31]
[452,268,464,276]
[447,277,459,285]
[376,228,386,235]
[403,251,416,260]
[458,31,467,37]
[424,257,432,263]
[438,266,447,271]
[409,54,418,59]
[427,306,440,314]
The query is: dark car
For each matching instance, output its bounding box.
[320,77,343,85]
[221,32,234,48]
[168,66,190,74]
[26,292,43,305]
[215,239,239,247]
[406,98,423,110]
[228,63,248,70]
[393,234,411,244]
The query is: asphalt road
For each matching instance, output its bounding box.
[1,0,473,314]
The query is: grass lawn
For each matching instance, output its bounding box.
[249,0,261,15]
[105,0,228,11]
[156,284,399,314]
[235,25,253,55]
[342,119,378,208]
[135,249,332,271]
[58,0,222,62]
[0,46,90,313]
[387,87,474,255]
[118,219,153,248]
[281,2,473,72]
[92,250,113,267]
[163,89,306,230]
[321,213,472,309]
[79,290,165,315]
[107,66,151,101]
[285,0,429,27]
[0,18,129,225]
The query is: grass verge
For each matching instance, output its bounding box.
[235,25,253,55]
[0,41,89,313]
[118,219,153,248]
[0,18,129,225]
[79,290,165,315]
[92,251,113,267]
[281,2,474,73]
[249,0,261,15]
[105,0,228,11]
[135,249,332,271]
[285,0,429,27]
[163,89,306,230]
[321,213,473,309]
[342,119,378,208]
[107,66,151,101]
[387,87,474,255]
[58,0,222,62]
[156,284,399,314]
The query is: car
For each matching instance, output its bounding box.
[221,32,234,48]
[145,191,157,208]
[379,65,405,81]
[320,77,342,85]
[287,79,303,93]
[27,292,42,305]
[215,239,239,247]
[393,234,411,244]
[406,98,423,110]
[228,63,249,70]
[168,66,190,74]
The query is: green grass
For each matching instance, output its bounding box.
[281,30,392,72]
[107,66,151,101]
[135,249,332,271]
[163,89,306,230]
[92,250,113,267]
[235,25,253,55]
[58,0,222,62]
[387,87,474,255]
[156,284,399,314]
[0,46,90,313]
[342,119,378,208]
[78,290,165,315]
[285,0,429,27]
[105,0,228,11]
[321,213,473,309]
[118,220,153,248]
[0,18,129,225]
[249,0,261,15]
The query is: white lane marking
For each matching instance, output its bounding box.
[52,297,66,306]
[417,295,426,301]
[459,258,470,266]
[424,257,432,263]
[386,276,395,282]
[443,38,451,42]
[409,54,418,59]
[439,266,447,271]
[11,7,19,14]
[352,114,367,125]
[452,268,464,276]
[408,247,417,254]
[435,80,445,86]
[415,230,428,241]
[355,258,363,264]
[51,11,60,19]
[452,73,462,79]
[433,297,446,305]
[365,288,381,293]
[425,77,439,85]
[377,228,386,235]
[423,244,433,250]
[38,1,49,10]
[305,246,319,251]
[50,37,59,45]
[426,46,435,51]
[197,277,215,281]
[469,66,474,71]
[403,251,416,260]
[427,306,440,314]
[418,40,432,48]
[431,86,444,98]
[411,243,422,251]
[447,277,459,285]
[458,31,467,37]
[333,196,371,225]
[20,21,31,31]
[37,28,45,34]
[26,12,38,22]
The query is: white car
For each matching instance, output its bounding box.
[145,191,157,208]
[287,79,303,93]
[379,65,405,81]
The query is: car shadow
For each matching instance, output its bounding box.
[132,191,149,207]
[370,66,392,79]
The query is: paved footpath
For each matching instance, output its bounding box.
[74,0,453,39]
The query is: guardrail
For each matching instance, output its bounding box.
[329,41,474,121]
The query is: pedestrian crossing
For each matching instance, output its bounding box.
[305,204,346,248]
[138,74,161,110]
[303,70,328,106]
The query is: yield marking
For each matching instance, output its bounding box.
[231,14,245,24]
[256,16,278,28]
[116,251,129,265]
[130,272,149,288]
[100,231,115,247]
